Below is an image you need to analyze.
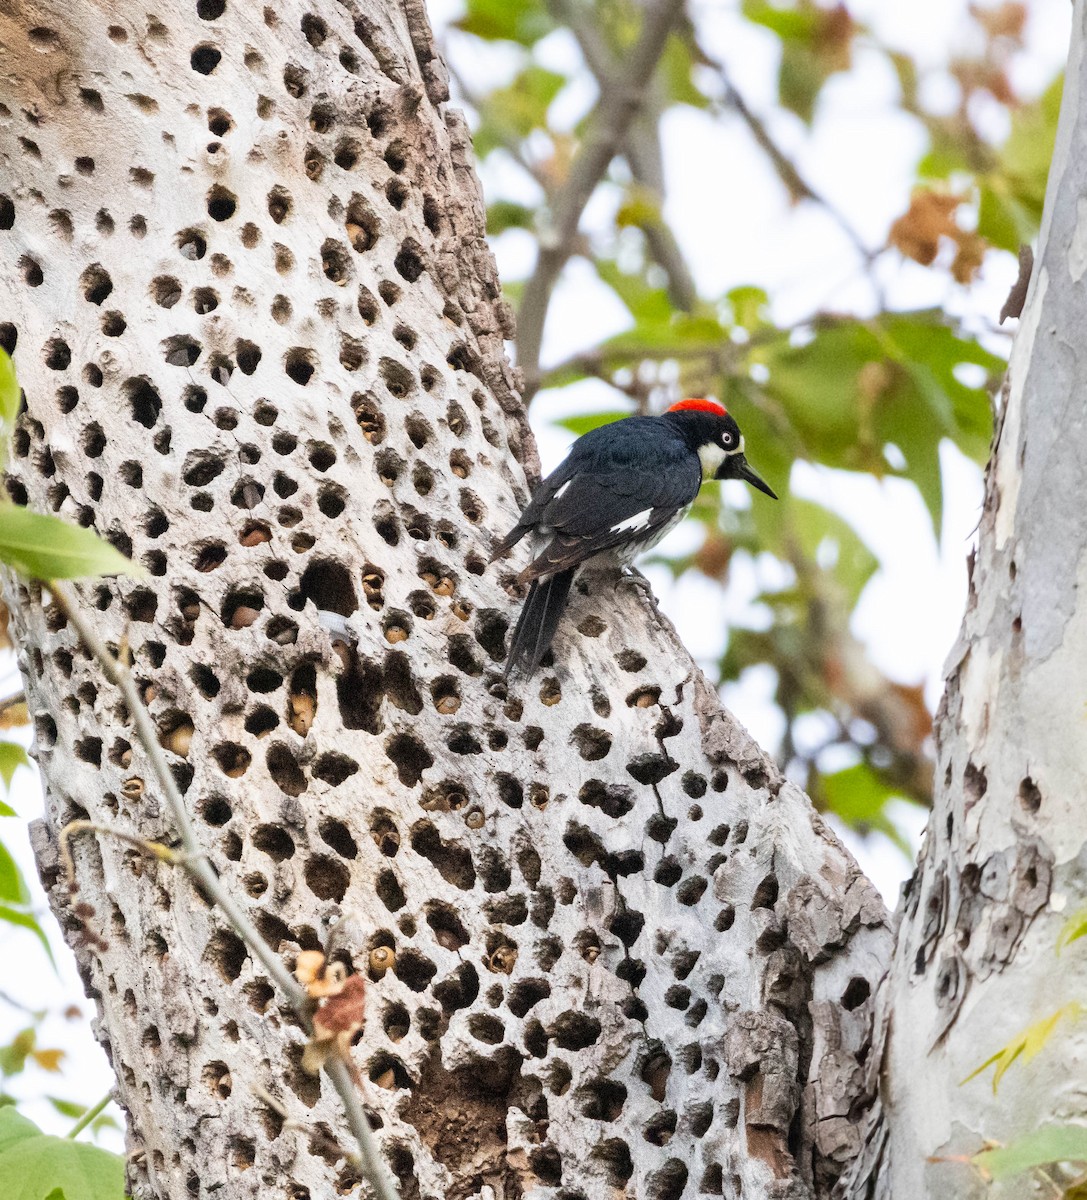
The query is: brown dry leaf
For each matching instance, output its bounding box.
[813,3,856,74]
[0,697,29,729]
[295,949,327,989]
[951,231,988,284]
[952,58,1015,105]
[295,949,347,999]
[312,974,366,1039]
[694,533,734,580]
[30,1047,65,1072]
[971,2,1027,44]
[889,190,963,266]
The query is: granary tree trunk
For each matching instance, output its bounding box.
[840,2,1087,1196]
[0,2,892,1197]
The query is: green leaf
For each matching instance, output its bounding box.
[0,798,15,817]
[963,1004,1082,1092]
[0,903,55,969]
[976,179,1035,253]
[820,762,898,825]
[743,0,820,41]
[1000,75,1063,214]
[0,840,28,905]
[454,0,553,45]
[474,65,567,158]
[0,742,29,790]
[1058,908,1087,954]
[556,411,630,438]
[791,499,878,604]
[0,1107,125,1200]
[487,200,534,235]
[0,349,19,440]
[974,1123,1087,1182]
[0,507,138,581]
[659,33,709,109]
[0,1029,36,1077]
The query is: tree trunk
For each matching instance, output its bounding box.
[841,4,1087,1197]
[3,2,893,1197]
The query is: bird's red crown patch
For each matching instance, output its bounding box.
[667,398,728,416]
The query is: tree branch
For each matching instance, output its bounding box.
[517,0,689,401]
[710,58,881,290]
[549,0,698,312]
[48,582,401,1200]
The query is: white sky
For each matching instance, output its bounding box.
[0,0,1072,1146]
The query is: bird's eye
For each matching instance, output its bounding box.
[721,432,734,446]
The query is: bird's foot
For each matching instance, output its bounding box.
[616,567,659,611]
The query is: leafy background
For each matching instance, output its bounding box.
[0,0,1074,1193]
[441,0,1064,847]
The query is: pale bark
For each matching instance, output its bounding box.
[0,2,890,1198]
[841,4,1087,1196]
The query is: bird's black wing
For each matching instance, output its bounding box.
[517,421,702,580]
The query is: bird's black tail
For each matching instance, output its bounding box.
[503,569,576,679]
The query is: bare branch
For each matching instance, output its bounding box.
[517,0,689,401]
[549,0,697,311]
[48,582,401,1200]
[711,60,881,288]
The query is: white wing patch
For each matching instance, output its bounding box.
[611,508,654,535]
[553,480,572,500]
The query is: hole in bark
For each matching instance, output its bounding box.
[386,733,432,788]
[579,779,634,819]
[425,903,469,951]
[649,1159,688,1200]
[313,753,359,787]
[593,1139,634,1186]
[125,377,161,427]
[677,876,707,906]
[579,1077,627,1121]
[655,858,682,887]
[304,855,349,902]
[253,824,295,861]
[752,873,779,909]
[207,928,247,982]
[244,708,277,738]
[1018,775,1041,813]
[842,976,871,1010]
[267,743,306,795]
[550,1012,601,1051]
[316,819,357,860]
[285,348,315,385]
[376,869,406,912]
[396,949,438,993]
[411,821,475,889]
[433,962,479,1013]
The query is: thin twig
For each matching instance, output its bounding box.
[252,1083,357,1164]
[48,582,400,1200]
[551,0,698,311]
[710,62,882,295]
[66,1090,114,1139]
[517,0,689,401]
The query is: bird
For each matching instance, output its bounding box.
[491,398,777,678]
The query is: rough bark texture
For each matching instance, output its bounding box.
[0,2,889,1197]
[841,5,1087,1197]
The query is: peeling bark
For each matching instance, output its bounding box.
[842,5,1087,1197]
[0,2,889,1197]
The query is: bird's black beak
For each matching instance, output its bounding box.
[716,453,778,498]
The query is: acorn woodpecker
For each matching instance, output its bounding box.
[492,399,777,678]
